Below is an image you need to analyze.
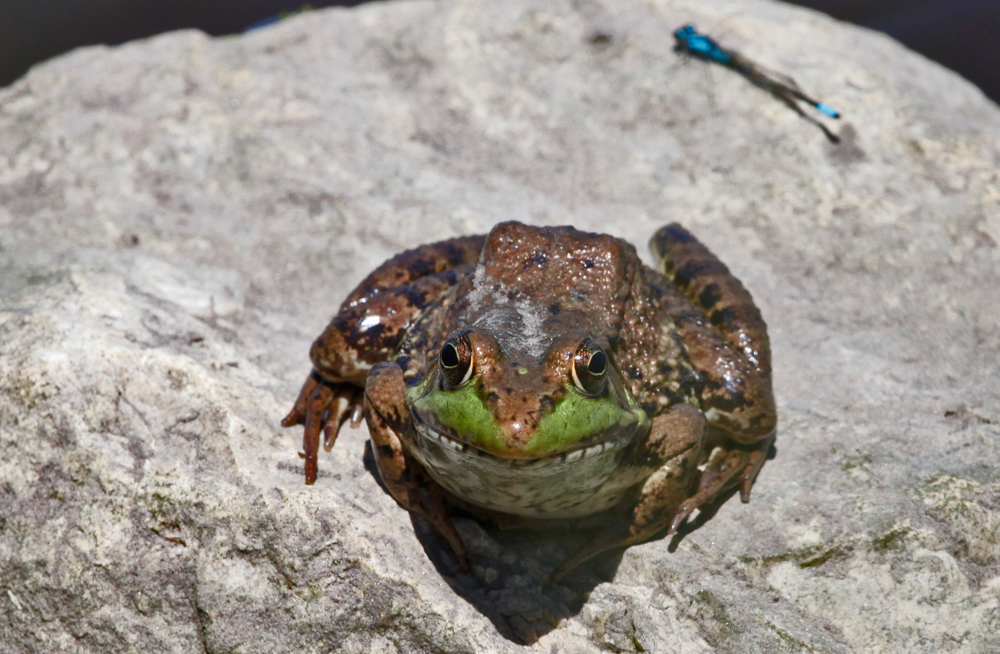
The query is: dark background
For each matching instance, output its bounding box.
[1,0,998,104]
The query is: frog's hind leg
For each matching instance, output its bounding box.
[649,224,776,441]
[649,224,777,509]
[364,362,470,573]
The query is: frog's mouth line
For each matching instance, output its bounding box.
[411,412,638,467]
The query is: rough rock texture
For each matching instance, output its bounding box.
[1,0,998,651]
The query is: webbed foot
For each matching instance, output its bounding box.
[668,432,774,534]
[282,370,364,484]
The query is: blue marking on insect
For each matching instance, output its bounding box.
[815,102,839,119]
[672,23,842,142]
[673,24,732,64]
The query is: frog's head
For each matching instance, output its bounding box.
[407,313,649,459]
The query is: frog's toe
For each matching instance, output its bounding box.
[669,434,774,532]
[738,443,770,502]
[300,381,337,485]
[322,386,364,451]
[281,370,322,428]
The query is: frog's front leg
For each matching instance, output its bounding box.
[282,235,486,484]
[364,362,470,572]
[551,404,704,581]
[651,224,777,516]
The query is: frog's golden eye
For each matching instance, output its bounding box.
[440,334,474,389]
[571,339,608,396]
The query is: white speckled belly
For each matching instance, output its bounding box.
[407,419,649,518]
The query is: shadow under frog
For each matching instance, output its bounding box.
[283,221,778,643]
[365,438,777,645]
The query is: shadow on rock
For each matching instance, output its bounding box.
[413,513,623,645]
[364,438,779,644]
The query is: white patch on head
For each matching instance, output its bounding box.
[467,263,549,358]
[466,263,491,313]
[512,297,546,357]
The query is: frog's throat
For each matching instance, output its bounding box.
[407,380,649,457]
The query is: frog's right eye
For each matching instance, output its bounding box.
[440,335,474,389]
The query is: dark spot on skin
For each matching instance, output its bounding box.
[679,366,704,394]
[505,388,513,395]
[523,252,547,269]
[445,243,469,266]
[608,336,626,351]
[350,320,389,343]
[699,283,723,310]
[661,224,696,245]
[710,307,740,331]
[705,387,750,413]
[400,286,429,308]
[627,366,643,380]
[581,259,595,269]
[411,258,437,276]
[539,395,554,411]
[658,362,674,376]
[485,392,499,403]
[659,387,684,405]
[674,260,720,287]
[507,291,516,300]
[378,444,395,457]
[588,32,612,46]
[549,303,561,315]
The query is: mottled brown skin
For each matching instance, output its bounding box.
[283,222,776,579]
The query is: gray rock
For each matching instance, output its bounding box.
[1,0,998,651]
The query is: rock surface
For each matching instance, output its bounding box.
[1,0,998,651]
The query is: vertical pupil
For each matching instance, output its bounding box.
[587,350,607,375]
[441,343,459,368]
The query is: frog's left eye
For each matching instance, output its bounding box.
[571,339,608,396]
[440,334,474,389]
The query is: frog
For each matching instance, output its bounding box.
[282,221,776,580]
